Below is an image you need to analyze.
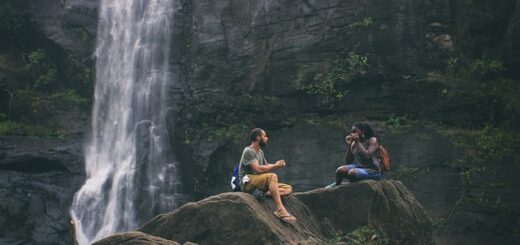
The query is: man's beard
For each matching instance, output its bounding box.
[259,140,267,147]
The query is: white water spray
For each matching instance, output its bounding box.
[70,1,181,244]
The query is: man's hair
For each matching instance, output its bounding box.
[353,122,376,139]
[250,128,264,142]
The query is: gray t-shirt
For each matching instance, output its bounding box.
[238,146,267,186]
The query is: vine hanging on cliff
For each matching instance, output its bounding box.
[302,51,369,109]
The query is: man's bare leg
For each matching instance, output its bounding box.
[267,184,292,197]
[269,174,296,221]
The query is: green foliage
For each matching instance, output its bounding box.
[180,94,293,145]
[0,120,54,137]
[49,89,89,109]
[328,231,343,244]
[345,52,369,71]
[65,26,90,42]
[385,114,412,131]
[24,49,58,91]
[306,73,346,106]
[474,125,515,162]
[63,55,94,97]
[440,125,518,163]
[446,56,504,80]
[303,114,354,129]
[10,89,88,124]
[392,166,422,181]
[469,59,505,78]
[446,57,459,75]
[206,123,250,142]
[440,54,519,129]
[433,125,520,234]
[345,225,389,245]
[328,225,389,244]
[303,52,369,108]
[347,17,375,29]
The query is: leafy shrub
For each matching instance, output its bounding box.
[445,56,505,80]
[385,114,412,131]
[0,120,54,136]
[347,17,375,29]
[474,125,516,162]
[206,123,249,142]
[49,89,89,109]
[344,225,389,245]
[469,58,505,78]
[303,52,369,108]
[24,49,58,91]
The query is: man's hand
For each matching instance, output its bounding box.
[275,160,286,169]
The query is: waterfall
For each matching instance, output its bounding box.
[70,1,181,244]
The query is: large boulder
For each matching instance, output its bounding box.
[122,180,433,245]
[92,231,182,245]
[294,180,433,243]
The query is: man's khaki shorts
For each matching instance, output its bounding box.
[243,173,292,193]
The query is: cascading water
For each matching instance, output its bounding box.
[70,1,182,244]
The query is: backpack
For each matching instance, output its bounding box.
[377,145,391,171]
[231,164,240,192]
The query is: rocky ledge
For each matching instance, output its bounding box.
[95,180,433,245]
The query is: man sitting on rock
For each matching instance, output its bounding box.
[238,128,297,223]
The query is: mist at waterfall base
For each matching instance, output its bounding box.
[70,1,183,244]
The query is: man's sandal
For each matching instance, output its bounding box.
[274,210,296,224]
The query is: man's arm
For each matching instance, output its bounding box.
[249,160,283,174]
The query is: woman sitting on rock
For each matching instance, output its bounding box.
[334,122,384,186]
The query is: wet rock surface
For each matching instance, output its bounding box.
[128,180,432,245]
[0,136,85,245]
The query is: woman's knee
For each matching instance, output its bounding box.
[347,169,357,177]
[336,166,349,174]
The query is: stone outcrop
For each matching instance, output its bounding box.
[95,180,433,245]
[92,231,183,245]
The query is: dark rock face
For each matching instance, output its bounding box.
[173,0,442,200]
[172,0,520,198]
[0,136,85,245]
[28,0,99,58]
[133,180,432,245]
[171,0,452,197]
